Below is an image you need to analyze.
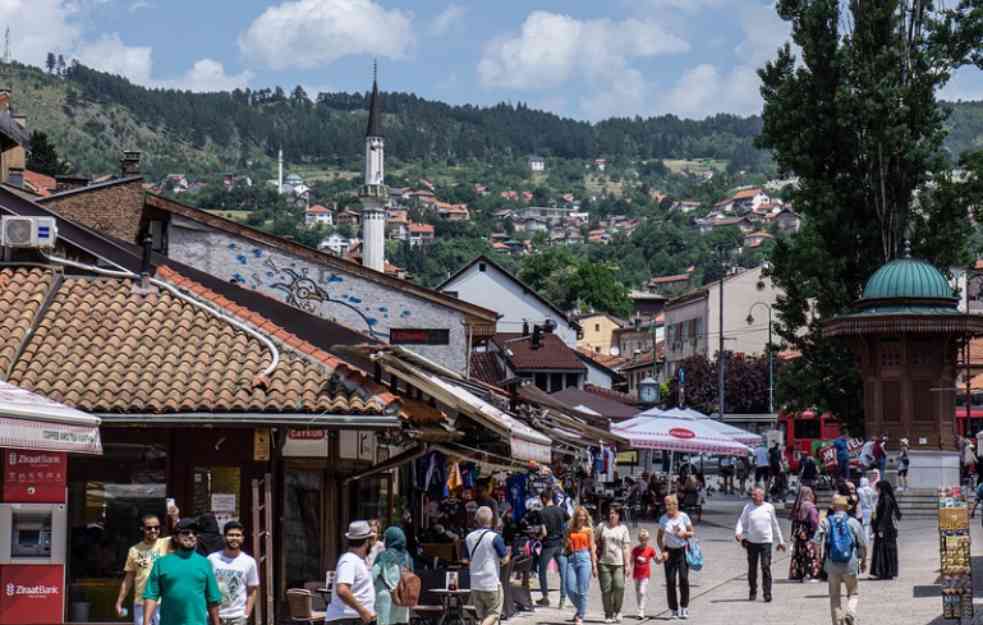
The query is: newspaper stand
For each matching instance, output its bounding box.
[939,488,973,621]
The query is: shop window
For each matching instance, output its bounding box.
[191,466,241,529]
[68,441,169,623]
[351,474,394,529]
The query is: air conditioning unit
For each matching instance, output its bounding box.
[1,216,58,248]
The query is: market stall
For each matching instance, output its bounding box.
[938,486,972,622]
[636,406,763,446]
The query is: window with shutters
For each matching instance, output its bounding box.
[879,339,903,368]
[882,380,901,422]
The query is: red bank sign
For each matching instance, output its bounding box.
[3,450,66,503]
[0,565,63,624]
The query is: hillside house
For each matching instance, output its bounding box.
[435,201,470,221]
[387,210,409,240]
[304,203,334,227]
[408,222,435,246]
[514,216,549,234]
[672,200,702,214]
[744,230,775,249]
[646,268,695,295]
[771,208,802,233]
[440,255,581,347]
[528,155,546,172]
[593,158,607,172]
[577,312,627,355]
[319,233,355,256]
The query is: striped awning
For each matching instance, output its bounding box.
[0,381,102,455]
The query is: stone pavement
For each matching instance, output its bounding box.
[505,495,983,625]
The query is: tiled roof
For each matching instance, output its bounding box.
[409,223,435,234]
[469,351,503,386]
[493,333,586,372]
[306,204,332,214]
[0,268,54,375]
[649,272,691,285]
[550,387,638,420]
[23,170,56,197]
[733,187,763,200]
[1,265,399,415]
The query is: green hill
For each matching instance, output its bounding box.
[6,60,983,179]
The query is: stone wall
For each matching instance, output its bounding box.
[168,220,470,372]
[41,180,145,243]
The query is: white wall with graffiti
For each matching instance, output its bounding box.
[167,218,470,372]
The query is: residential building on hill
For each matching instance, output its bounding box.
[528,155,545,172]
[439,255,581,347]
[576,312,626,355]
[304,203,334,227]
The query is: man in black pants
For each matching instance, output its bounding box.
[535,489,570,608]
[734,488,785,602]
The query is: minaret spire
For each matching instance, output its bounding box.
[366,59,383,138]
[361,60,386,273]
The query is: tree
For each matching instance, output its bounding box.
[666,353,773,414]
[27,131,67,176]
[45,53,56,74]
[517,247,632,317]
[57,55,66,76]
[757,0,983,432]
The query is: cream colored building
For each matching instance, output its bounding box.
[576,313,626,355]
[663,265,783,378]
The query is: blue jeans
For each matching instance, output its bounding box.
[566,550,592,618]
[539,543,568,602]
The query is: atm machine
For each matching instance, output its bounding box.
[0,503,67,625]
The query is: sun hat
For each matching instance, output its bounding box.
[345,520,375,541]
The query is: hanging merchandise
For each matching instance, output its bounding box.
[938,486,973,621]
[447,462,463,491]
[507,473,529,521]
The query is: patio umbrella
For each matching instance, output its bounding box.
[655,407,764,446]
[612,414,752,457]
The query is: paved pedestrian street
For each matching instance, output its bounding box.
[507,497,983,625]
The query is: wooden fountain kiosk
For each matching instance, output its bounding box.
[825,256,983,488]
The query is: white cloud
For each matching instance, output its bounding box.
[939,68,983,102]
[77,33,153,83]
[430,4,465,36]
[129,0,154,12]
[158,59,254,92]
[238,0,414,70]
[641,0,730,11]
[0,0,82,67]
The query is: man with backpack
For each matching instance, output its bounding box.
[815,495,867,625]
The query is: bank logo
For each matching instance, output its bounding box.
[5,583,14,597]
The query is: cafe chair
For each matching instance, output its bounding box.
[303,581,327,612]
[287,588,326,624]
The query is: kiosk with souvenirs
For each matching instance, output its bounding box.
[938,486,972,622]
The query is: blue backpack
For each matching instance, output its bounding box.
[685,538,704,571]
[826,515,855,563]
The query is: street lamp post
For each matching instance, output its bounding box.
[747,302,774,415]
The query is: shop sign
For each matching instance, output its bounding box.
[340,431,376,462]
[284,429,330,457]
[816,438,865,470]
[3,450,66,503]
[0,564,63,624]
[389,328,450,345]
[669,428,695,440]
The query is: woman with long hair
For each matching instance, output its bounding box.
[565,506,597,625]
[372,526,414,625]
[788,486,821,581]
[870,480,902,579]
[656,495,694,620]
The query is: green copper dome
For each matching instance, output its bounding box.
[861,258,956,302]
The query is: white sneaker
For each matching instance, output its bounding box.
[604,618,613,624]
[680,607,689,619]
[616,613,623,622]
[637,611,645,620]
[670,611,679,620]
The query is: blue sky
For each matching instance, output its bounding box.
[9,0,983,121]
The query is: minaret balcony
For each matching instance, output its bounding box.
[361,184,389,199]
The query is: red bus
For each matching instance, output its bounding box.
[778,409,843,468]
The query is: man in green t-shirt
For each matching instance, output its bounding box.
[144,518,222,625]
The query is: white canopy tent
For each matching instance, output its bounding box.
[0,381,102,454]
[612,414,752,457]
[647,406,764,446]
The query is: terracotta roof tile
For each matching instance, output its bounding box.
[469,351,502,386]
[0,266,399,415]
[492,333,586,372]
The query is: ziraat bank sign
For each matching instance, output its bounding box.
[5,582,59,597]
[3,450,66,503]
[0,565,64,624]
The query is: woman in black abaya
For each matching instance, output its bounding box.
[870,480,902,579]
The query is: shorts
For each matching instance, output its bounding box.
[133,603,160,625]
[754,467,769,482]
[721,466,735,477]
[898,469,908,477]
[471,585,504,623]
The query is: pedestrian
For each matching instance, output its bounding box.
[857,478,877,545]
[596,506,631,623]
[630,529,659,619]
[466,507,510,625]
[799,453,819,491]
[875,435,888,475]
[737,454,750,495]
[477,479,500,521]
[897,440,910,492]
[207,521,259,625]
[815,495,867,625]
[735,487,785,602]
[142,518,222,625]
[834,432,851,481]
[372,526,413,625]
[720,456,735,494]
[115,514,172,625]
[869,481,902,580]
[845,482,861,521]
[657,495,694,620]
[753,442,770,492]
[768,443,783,490]
[325,521,378,625]
[788,487,821,582]
[565,506,597,625]
[859,439,876,472]
[366,519,385,568]
[535,488,570,608]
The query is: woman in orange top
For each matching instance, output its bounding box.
[565,506,597,625]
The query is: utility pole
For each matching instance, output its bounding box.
[718,249,726,421]
[747,302,774,415]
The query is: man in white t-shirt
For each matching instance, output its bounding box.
[325,521,377,625]
[207,521,259,625]
[465,507,510,625]
[735,488,785,603]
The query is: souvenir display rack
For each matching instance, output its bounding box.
[939,487,972,621]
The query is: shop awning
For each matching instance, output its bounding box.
[95,413,402,428]
[370,351,553,464]
[0,381,102,454]
[640,407,763,446]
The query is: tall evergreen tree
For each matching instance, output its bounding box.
[45,52,56,74]
[26,131,67,176]
[758,0,983,431]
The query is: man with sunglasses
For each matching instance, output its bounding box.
[116,514,172,625]
[144,517,223,625]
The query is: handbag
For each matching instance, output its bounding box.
[685,538,704,571]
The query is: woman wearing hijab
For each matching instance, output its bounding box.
[857,478,877,545]
[373,526,414,625]
[870,481,902,579]
[788,486,821,581]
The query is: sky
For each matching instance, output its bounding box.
[6,0,983,122]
